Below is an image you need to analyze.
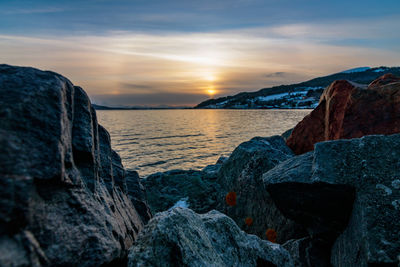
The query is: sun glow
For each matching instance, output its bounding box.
[207,88,216,95]
[204,75,216,82]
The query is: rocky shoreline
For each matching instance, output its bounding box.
[1,64,399,266]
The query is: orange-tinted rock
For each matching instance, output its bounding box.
[225,191,237,206]
[265,229,277,243]
[287,74,400,154]
[245,217,253,226]
[368,73,400,89]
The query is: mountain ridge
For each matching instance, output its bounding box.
[195,66,400,109]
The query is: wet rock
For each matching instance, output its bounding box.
[0,65,145,266]
[216,136,307,242]
[142,169,221,214]
[287,74,400,154]
[265,134,400,266]
[128,208,293,267]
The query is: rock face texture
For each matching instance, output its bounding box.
[216,136,307,242]
[143,136,309,243]
[287,74,400,154]
[142,169,221,214]
[264,134,400,266]
[263,152,355,237]
[0,65,146,266]
[125,170,152,224]
[283,237,332,267]
[128,208,293,267]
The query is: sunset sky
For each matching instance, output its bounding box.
[1,0,400,106]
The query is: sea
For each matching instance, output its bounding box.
[96,109,310,177]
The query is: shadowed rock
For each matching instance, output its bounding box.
[283,237,332,267]
[216,136,307,242]
[125,170,152,224]
[264,152,355,236]
[128,208,294,267]
[287,74,400,154]
[281,128,294,141]
[142,169,221,214]
[264,134,400,266]
[140,137,307,243]
[0,65,146,266]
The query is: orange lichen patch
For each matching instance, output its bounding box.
[265,228,277,243]
[225,191,237,206]
[245,217,253,226]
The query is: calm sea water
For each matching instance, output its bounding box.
[96,109,310,177]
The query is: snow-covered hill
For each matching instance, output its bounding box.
[195,66,400,109]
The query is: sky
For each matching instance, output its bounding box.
[1,0,400,106]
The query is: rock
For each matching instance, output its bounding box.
[283,237,332,267]
[281,128,294,141]
[142,169,221,214]
[216,136,307,242]
[125,170,152,224]
[264,134,400,266]
[263,152,355,236]
[202,156,228,179]
[368,73,400,89]
[215,155,228,164]
[128,208,294,267]
[112,150,127,192]
[0,65,146,266]
[287,74,400,154]
[201,164,221,178]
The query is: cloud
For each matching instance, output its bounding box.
[1,16,400,106]
[120,83,155,90]
[265,72,286,78]
[91,92,208,106]
[2,7,67,15]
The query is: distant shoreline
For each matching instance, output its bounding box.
[92,104,193,110]
[93,104,313,111]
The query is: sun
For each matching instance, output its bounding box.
[207,89,216,95]
[204,84,217,96]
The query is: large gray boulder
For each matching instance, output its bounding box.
[128,208,294,267]
[0,65,146,266]
[264,134,400,266]
[263,152,355,237]
[216,136,307,242]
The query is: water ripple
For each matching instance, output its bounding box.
[97,109,310,177]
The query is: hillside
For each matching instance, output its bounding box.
[195,66,400,109]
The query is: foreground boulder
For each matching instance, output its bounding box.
[263,152,355,237]
[142,136,308,243]
[287,74,400,154]
[216,136,307,242]
[0,65,146,266]
[264,134,400,266]
[128,208,293,267]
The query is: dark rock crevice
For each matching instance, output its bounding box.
[267,182,356,236]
